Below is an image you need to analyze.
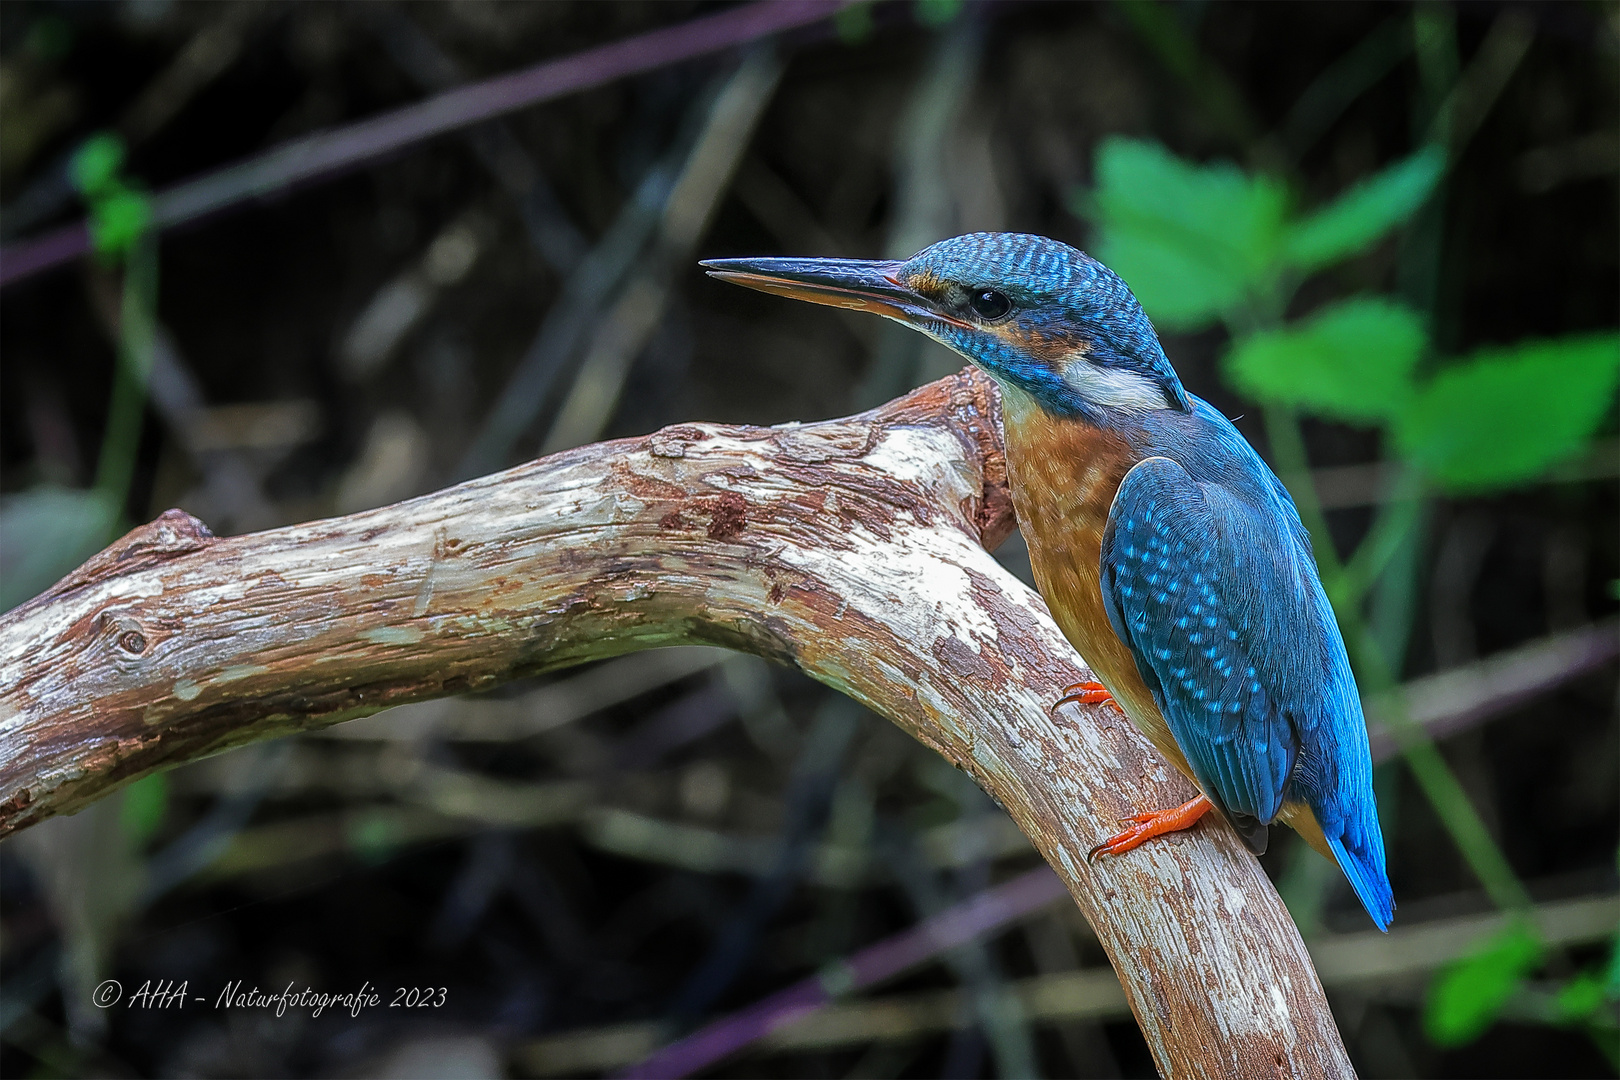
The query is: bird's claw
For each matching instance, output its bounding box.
[1087,820,1161,862]
[1085,794,1215,863]
[1052,680,1117,714]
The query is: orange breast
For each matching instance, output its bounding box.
[998,388,1191,778]
[997,386,1334,851]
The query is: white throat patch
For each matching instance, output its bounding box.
[1061,357,1169,410]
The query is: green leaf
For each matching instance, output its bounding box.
[1395,333,1620,492]
[1224,298,1427,423]
[1425,921,1544,1046]
[89,184,152,260]
[69,132,126,200]
[1559,931,1620,1023]
[0,487,120,612]
[1284,146,1446,271]
[1083,137,1290,331]
[120,773,169,846]
[1555,971,1610,1023]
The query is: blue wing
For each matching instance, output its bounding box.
[1099,455,1331,853]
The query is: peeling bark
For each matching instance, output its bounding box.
[0,368,1352,1079]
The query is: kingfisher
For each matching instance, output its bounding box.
[703,232,1393,930]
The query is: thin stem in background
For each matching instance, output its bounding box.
[1261,405,1343,577]
[1335,465,1426,609]
[91,234,159,535]
[1267,407,1534,916]
[1346,623,1534,915]
[618,866,1069,1079]
[0,1,845,289]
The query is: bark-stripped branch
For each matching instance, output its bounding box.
[0,369,1352,1078]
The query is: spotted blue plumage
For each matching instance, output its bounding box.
[1101,404,1393,930]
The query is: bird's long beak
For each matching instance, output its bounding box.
[701,256,970,330]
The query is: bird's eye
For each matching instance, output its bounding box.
[969,289,1012,321]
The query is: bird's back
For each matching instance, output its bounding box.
[1004,384,1392,927]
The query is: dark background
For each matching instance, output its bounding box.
[0,2,1615,1077]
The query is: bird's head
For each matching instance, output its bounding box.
[703,232,1190,419]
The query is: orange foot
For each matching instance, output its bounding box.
[1053,680,1117,712]
[1088,794,1214,862]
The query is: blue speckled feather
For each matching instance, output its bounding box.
[1100,400,1393,928]
[1101,455,1310,836]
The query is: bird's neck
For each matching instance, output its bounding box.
[994,377,1151,453]
[994,379,1143,547]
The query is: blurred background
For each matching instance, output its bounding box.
[1,1,1616,1077]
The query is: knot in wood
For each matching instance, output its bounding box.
[647,425,711,459]
[46,509,216,601]
[148,508,215,547]
[96,610,156,661]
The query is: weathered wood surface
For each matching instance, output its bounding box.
[0,368,1352,1079]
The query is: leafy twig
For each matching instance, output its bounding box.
[0,1,845,289]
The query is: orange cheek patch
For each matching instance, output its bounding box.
[988,323,1089,368]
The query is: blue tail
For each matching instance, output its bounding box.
[1326,821,1394,932]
